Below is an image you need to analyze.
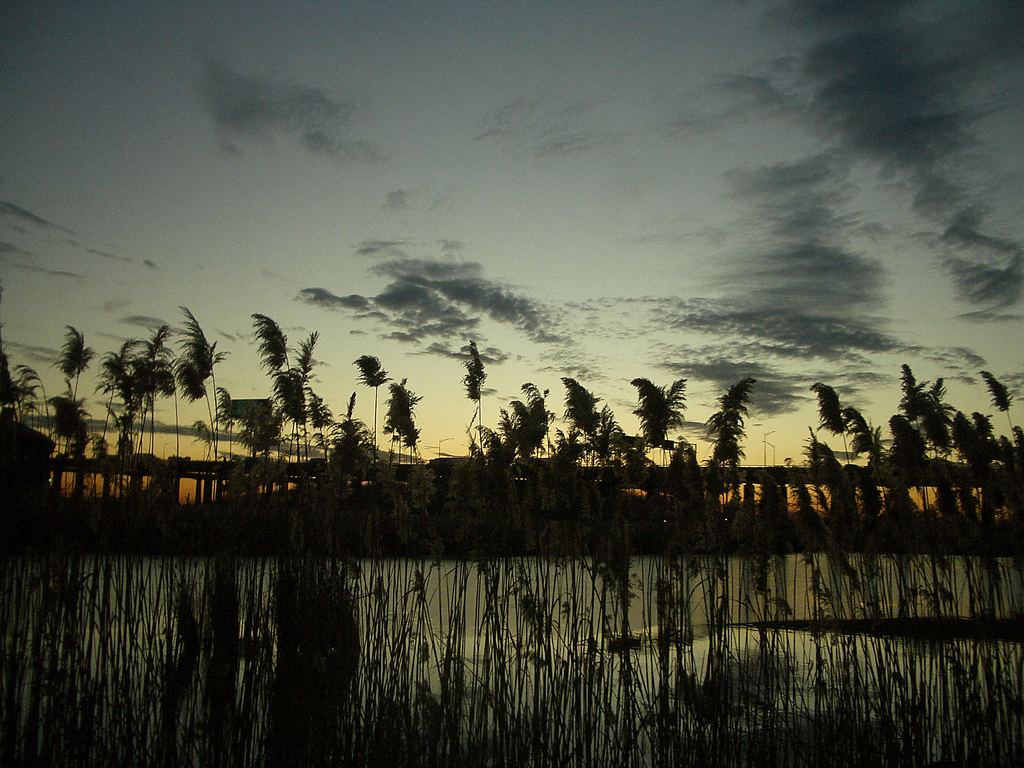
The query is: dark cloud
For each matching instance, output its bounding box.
[382,190,410,210]
[372,259,559,342]
[196,58,380,161]
[922,346,989,383]
[0,201,76,235]
[476,97,604,159]
[300,257,561,347]
[298,287,373,312]
[723,153,886,315]
[3,340,59,365]
[355,240,409,258]
[768,0,1024,309]
[670,72,801,135]
[658,354,806,418]
[86,247,132,264]
[422,342,511,366]
[0,241,84,280]
[119,315,169,330]
[648,297,901,365]
[940,210,1023,308]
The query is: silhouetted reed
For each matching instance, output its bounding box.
[2,550,1021,767]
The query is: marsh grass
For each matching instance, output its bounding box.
[1,551,1022,767]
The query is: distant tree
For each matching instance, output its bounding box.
[333,392,371,476]
[9,364,46,429]
[137,324,176,456]
[307,391,335,458]
[498,383,551,460]
[592,405,623,466]
[175,307,226,458]
[463,341,486,441]
[383,378,421,463]
[841,404,883,465]
[631,377,686,462]
[252,315,318,459]
[898,364,954,457]
[49,388,89,458]
[237,399,281,458]
[56,326,95,402]
[252,313,290,374]
[980,370,1015,431]
[561,377,601,463]
[96,339,141,459]
[706,377,756,468]
[354,355,390,461]
[216,387,235,458]
[0,281,13,412]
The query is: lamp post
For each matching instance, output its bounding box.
[436,437,451,460]
[763,430,775,467]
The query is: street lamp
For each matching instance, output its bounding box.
[763,430,775,467]
[436,437,451,460]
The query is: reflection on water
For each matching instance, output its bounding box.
[1,554,1022,766]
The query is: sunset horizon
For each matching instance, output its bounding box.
[2,0,1021,465]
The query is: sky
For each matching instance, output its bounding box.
[2,0,1022,464]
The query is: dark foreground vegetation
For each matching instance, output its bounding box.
[2,300,1022,558]
[1,552,1022,768]
[3,299,1024,766]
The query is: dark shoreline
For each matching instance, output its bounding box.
[737,616,1024,643]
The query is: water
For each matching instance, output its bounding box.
[1,553,1022,766]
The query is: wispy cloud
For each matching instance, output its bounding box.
[382,190,410,211]
[768,0,1024,309]
[476,97,605,159]
[119,315,169,330]
[3,340,59,366]
[0,201,76,235]
[299,256,561,347]
[674,2,1023,312]
[0,241,84,281]
[354,239,410,258]
[196,57,380,161]
[421,341,511,366]
[723,152,885,314]
[647,296,900,365]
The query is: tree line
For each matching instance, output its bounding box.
[2,292,1023,552]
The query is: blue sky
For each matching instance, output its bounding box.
[2,0,1022,463]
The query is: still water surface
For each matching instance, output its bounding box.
[2,553,1022,766]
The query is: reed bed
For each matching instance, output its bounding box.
[1,552,1021,767]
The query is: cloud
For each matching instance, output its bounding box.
[300,256,561,347]
[0,201,76,235]
[354,239,409,258]
[422,341,511,366]
[196,58,380,161]
[119,315,169,330]
[2,200,135,269]
[297,287,373,312]
[3,340,59,366]
[372,259,560,342]
[382,190,410,211]
[0,241,84,281]
[765,0,1024,309]
[86,247,132,264]
[670,71,802,135]
[647,297,901,365]
[940,210,1023,307]
[476,97,605,159]
[722,153,886,315]
[657,354,807,418]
